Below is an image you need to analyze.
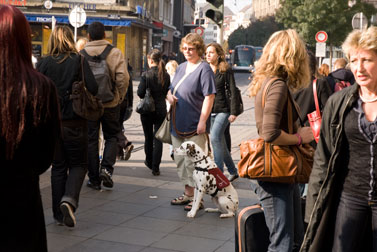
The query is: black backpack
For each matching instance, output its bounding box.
[81,44,115,103]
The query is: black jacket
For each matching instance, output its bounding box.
[301,83,372,252]
[37,53,98,120]
[293,77,333,126]
[137,66,170,115]
[212,68,240,115]
[327,68,355,92]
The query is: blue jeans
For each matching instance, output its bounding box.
[332,192,377,252]
[251,181,304,252]
[210,113,237,175]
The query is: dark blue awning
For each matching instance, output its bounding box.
[25,14,132,27]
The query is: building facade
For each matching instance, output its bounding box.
[4,0,185,76]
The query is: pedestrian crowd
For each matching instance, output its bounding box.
[1,3,377,252]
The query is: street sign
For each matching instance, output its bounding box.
[44,0,53,10]
[315,31,328,43]
[352,12,368,30]
[316,42,326,58]
[194,26,204,36]
[69,6,86,28]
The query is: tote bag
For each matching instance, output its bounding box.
[238,78,314,184]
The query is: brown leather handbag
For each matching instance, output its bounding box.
[237,78,314,184]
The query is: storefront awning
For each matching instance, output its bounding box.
[25,14,132,27]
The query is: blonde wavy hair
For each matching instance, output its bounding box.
[205,42,229,73]
[249,29,310,96]
[342,26,377,61]
[47,25,77,63]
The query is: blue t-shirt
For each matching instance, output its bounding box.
[170,61,216,137]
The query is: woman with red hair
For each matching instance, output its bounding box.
[0,4,61,251]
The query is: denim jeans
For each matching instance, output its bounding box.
[251,181,304,252]
[332,192,377,252]
[87,106,120,184]
[210,113,237,175]
[51,120,88,221]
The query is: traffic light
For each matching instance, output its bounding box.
[205,0,224,26]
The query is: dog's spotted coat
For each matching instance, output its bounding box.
[175,141,239,218]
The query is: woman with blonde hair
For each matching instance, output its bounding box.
[168,33,216,211]
[37,25,98,228]
[205,42,240,181]
[302,26,377,252]
[250,29,314,252]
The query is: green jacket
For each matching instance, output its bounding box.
[300,83,371,251]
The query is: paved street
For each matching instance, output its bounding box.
[39,72,260,252]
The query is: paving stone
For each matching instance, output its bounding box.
[61,239,143,252]
[46,220,113,238]
[96,200,156,215]
[47,233,86,252]
[173,222,234,241]
[76,209,136,226]
[121,216,187,233]
[151,234,225,252]
[94,226,168,246]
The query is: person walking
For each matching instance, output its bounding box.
[137,49,170,176]
[249,29,314,252]
[293,51,333,147]
[168,33,216,211]
[326,57,355,93]
[205,42,239,182]
[301,26,377,252]
[82,21,129,190]
[37,26,98,228]
[1,4,61,251]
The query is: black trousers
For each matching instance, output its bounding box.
[87,106,120,184]
[51,120,88,221]
[140,111,165,172]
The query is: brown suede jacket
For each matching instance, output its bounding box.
[83,39,129,108]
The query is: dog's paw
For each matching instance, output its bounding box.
[219,212,235,218]
[187,210,196,218]
[205,207,219,213]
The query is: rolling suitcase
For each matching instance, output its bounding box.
[235,204,270,252]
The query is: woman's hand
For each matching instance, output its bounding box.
[228,115,237,123]
[197,121,206,134]
[166,90,178,105]
[297,127,314,144]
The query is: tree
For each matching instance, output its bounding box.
[277,0,377,47]
[277,0,376,68]
[228,16,283,49]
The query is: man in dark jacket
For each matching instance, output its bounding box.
[326,58,355,92]
[83,22,129,190]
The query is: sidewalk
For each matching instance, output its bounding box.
[40,77,259,252]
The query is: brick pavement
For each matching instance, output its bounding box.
[40,75,260,252]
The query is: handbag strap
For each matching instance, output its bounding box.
[312,79,320,114]
[261,77,296,134]
[79,54,85,84]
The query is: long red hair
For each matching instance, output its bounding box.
[0,4,56,159]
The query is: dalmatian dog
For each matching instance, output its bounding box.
[174,141,239,218]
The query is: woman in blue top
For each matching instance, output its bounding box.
[168,33,216,211]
